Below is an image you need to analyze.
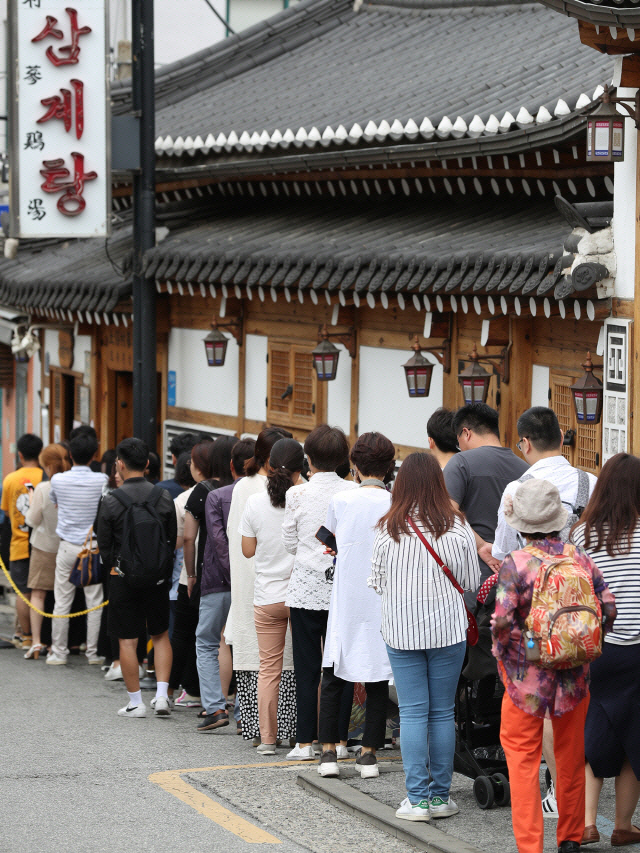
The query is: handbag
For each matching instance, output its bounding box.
[407,516,479,646]
[69,527,103,587]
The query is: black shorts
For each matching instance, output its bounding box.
[10,558,30,593]
[108,574,170,639]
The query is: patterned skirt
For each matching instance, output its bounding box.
[235,669,297,741]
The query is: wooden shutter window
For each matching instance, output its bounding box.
[0,344,14,387]
[550,372,601,474]
[550,374,574,464]
[269,347,290,417]
[267,341,324,430]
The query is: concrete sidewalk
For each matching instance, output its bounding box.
[298,754,640,853]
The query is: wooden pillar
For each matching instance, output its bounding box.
[503,316,534,450]
[633,129,640,456]
[443,313,459,411]
[350,313,361,444]
[237,305,247,437]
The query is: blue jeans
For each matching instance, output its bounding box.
[196,591,231,715]
[386,641,466,803]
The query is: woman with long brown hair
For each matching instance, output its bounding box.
[369,452,479,822]
[571,453,640,847]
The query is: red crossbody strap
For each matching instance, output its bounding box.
[407,516,465,597]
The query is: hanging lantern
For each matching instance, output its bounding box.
[312,325,340,381]
[586,86,625,163]
[570,351,603,424]
[203,319,229,367]
[458,343,492,405]
[403,336,434,398]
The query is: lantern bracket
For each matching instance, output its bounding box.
[599,84,640,129]
[211,313,243,346]
[317,324,356,359]
[463,342,511,384]
[418,338,451,374]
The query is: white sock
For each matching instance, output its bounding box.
[156,681,169,699]
[127,690,142,707]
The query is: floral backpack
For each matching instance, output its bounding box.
[524,545,603,670]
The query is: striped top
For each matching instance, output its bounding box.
[571,522,640,645]
[49,466,107,546]
[369,516,480,650]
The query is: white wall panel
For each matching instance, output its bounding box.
[169,327,238,417]
[245,333,268,424]
[531,365,550,410]
[327,344,352,434]
[358,346,442,448]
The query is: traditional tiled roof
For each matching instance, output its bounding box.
[534,0,640,30]
[112,0,614,170]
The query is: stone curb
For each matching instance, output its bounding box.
[297,764,486,853]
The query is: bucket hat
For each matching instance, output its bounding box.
[503,478,568,535]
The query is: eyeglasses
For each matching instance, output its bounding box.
[455,428,467,452]
[516,437,528,453]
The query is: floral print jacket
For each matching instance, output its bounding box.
[491,538,616,718]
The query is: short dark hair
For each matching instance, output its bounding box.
[146,451,161,482]
[350,432,396,482]
[304,424,350,473]
[210,435,238,487]
[17,433,43,462]
[517,407,562,452]
[169,432,200,458]
[116,437,149,473]
[232,439,256,477]
[69,424,97,442]
[175,451,196,488]
[452,403,500,440]
[69,432,99,466]
[427,408,459,455]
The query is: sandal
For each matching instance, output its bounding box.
[24,643,46,660]
[197,709,207,718]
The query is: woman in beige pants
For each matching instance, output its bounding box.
[240,438,304,754]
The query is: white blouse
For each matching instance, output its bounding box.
[282,473,358,610]
[25,481,59,553]
[370,516,480,650]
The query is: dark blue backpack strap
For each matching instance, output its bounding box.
[147,484,165,508]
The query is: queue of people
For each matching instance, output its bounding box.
[2,402,639,853]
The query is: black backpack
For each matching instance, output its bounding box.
[112,485,172,588]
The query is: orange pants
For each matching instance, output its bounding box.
[500,691,589,853]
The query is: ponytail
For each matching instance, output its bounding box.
[266,438,305,508]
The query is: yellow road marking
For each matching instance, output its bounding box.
[149,758,400,844]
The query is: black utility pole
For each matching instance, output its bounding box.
[131,0,157,451]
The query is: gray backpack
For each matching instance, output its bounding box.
[517,469,590,542]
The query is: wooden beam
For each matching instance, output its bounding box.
[167,405,240,434]
[621,54,640,88]
[579,19,640,55]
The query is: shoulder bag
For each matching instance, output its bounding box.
[407,516,479,646]
[69,526,103,587]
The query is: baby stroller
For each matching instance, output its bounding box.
[454,576,511,810]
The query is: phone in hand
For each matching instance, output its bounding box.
[316,525,338,554]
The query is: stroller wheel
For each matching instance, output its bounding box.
[473,775,495,810]
[491,772,510,807]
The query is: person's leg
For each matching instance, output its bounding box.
[29,589,46,647]
[553,695,589,847]
[290,607,327,746]
[51,542,78,658]
[318,665,347,750]
[500,691,545,853]
[83,582,105,658]
[386,646,430,804]
[254,602,289,744]
[10,559,31,636]
[614,759,640,831]
[168,584,192,696]
[150,631,172,683]
[196,592,231,714]
[219,631,233,699]
[362,680,389,753]
[119,637,141,691]
[338,680,354,745]
[425,641,466,801]
[542,719,557,785]
[585,762,604,827]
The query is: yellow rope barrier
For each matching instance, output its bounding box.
[0,555,108,617]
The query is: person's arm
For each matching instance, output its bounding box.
[183,511,199,596]
[491,485,519,562]
[449,496,500,572]
[239,499,258,559]
[25,483,44,529]
[451,521,482,591]
[490,554,520,652]
[368,529,387,595]
[581,548,617,630]
[0,480,9,514]
[281,490,300,555]
[95,498,114,570]
[207,493,230,573]
[242,535,257,559]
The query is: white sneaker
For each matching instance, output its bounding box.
[541,782,558,819]
[286,744,316,761]
[336,745,349,760]
[86,655,105,665]
[138,664,146,679]
[118,702,147,718]
[45,652,67,666]
[317,750,340,777]
[396,798,430,822]
[429,796,459,819]
[150,696,171,716]
[104,663,124,681]
[256,743,277,755]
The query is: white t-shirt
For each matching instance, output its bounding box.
[240,490,294,606]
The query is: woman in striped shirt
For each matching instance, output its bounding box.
[369,452,480,823]
[571,452,640,848]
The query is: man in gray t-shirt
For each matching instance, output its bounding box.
[444,404,528,603]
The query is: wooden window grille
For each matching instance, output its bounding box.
[550,372,601,475]
[52,373,62,420]
[267,341,324,431]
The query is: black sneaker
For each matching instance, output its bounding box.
[196,709,229,732]
[355,751,379,778]
[317,750,339,777]
[558,843,581,853]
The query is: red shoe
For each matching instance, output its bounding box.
[581,826,600,845]
[611,825,640,847]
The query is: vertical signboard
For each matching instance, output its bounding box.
[9,0,110,238]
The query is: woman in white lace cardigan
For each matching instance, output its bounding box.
[282,425,357,761]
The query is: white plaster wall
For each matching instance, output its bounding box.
[327,343,352,434]
[41,329,91,371]
[612,87,637,301]
[245,333,267,423]
[358,346,443,448]
[531,365,550,410]
[169,327,239,417]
